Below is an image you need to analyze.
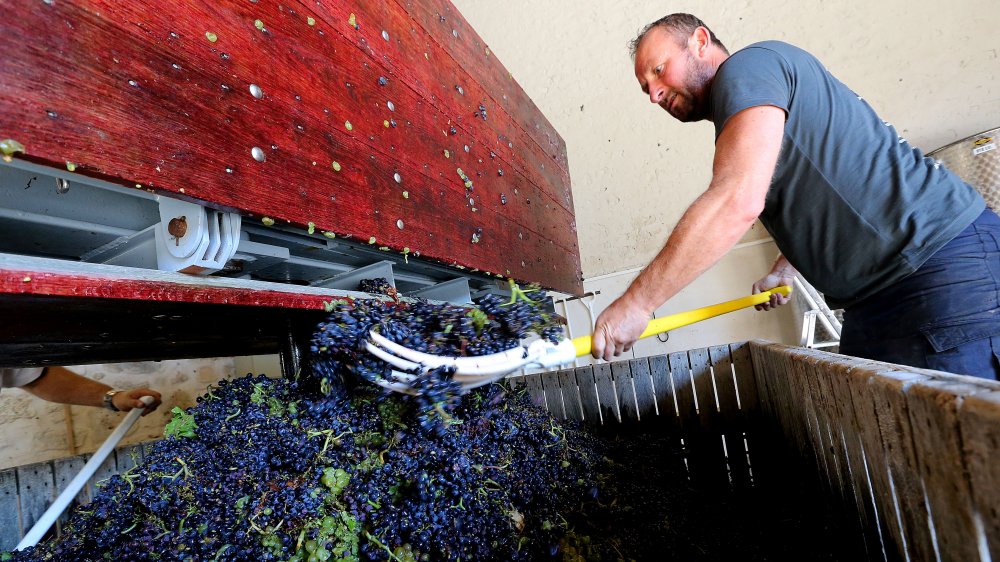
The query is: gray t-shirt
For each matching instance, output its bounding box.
[710,41,985,308]
[0,367,44,392]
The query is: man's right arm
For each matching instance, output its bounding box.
[590,104,786,360]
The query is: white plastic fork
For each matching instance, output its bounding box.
[363,331,576,394]
[362,286,792,394]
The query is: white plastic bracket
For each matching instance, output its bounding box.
[154,196,241,275]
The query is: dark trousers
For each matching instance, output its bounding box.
[839,209,1000,381]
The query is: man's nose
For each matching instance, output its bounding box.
[650,88,665,104]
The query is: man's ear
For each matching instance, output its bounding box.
[690,26,711,56]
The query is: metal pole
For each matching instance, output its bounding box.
[17,396,154,551]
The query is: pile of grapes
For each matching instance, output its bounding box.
[7,289,643,561]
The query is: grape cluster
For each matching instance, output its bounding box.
[310,284,566,398]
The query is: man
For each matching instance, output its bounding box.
[592,14,1000,381]
[1,366,162,414]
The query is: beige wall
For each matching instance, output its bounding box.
[0,355,285,470]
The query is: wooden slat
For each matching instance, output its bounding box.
[0,0,582,293]
[594,363,622,423]
[140,441,158,464]
[556,368,583,421]
[688,348,717,427]
[592,363,619,423]
[814,356,885,558]
[748,341,779,426]
[88,453,119,497]
[540,370,566,419]
[611,361,638,422]
[116,444,145,474]
[706,345,752,488]
[523,373,546,410]
[799,353,857,526]
[52,454,90,535]
[505,374,525,393]
[958,389,1000,559]
[667,351,697,427]
[865,370,938,562]
[708,345,739,426]
[629,358,657,418]
[847,367,921,562]
[729,342,757,415]
[648,354,674,420]
[0,468,21,551]
[765,347,835,500]
[16,462,56,540]
[905,379,983,561]
[573,365,600,423]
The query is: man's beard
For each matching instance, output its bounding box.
[669,51,714,122]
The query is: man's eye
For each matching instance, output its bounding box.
[654,65,663,75]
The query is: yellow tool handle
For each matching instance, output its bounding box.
[571,285,792,357]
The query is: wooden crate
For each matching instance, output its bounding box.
[5,341,999,560]
[511,341,1000,562]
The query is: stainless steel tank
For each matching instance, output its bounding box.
[927,126,1000,210]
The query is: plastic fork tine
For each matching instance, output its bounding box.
[364,340,422,372]
[368,331,525,371]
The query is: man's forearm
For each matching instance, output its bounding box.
[625,185,759,314]
[22,366,112,408]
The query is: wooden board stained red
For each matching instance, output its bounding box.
[0,0,582,294]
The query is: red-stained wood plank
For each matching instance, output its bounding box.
[398,0,569,174]
[0,0,582,294]
[1,266,339,311]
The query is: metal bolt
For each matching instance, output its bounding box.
[249,84,263,99]
[55,178,70,194]
[168,216,188,245]
[387,100,395,111]
[251,147,265,162]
